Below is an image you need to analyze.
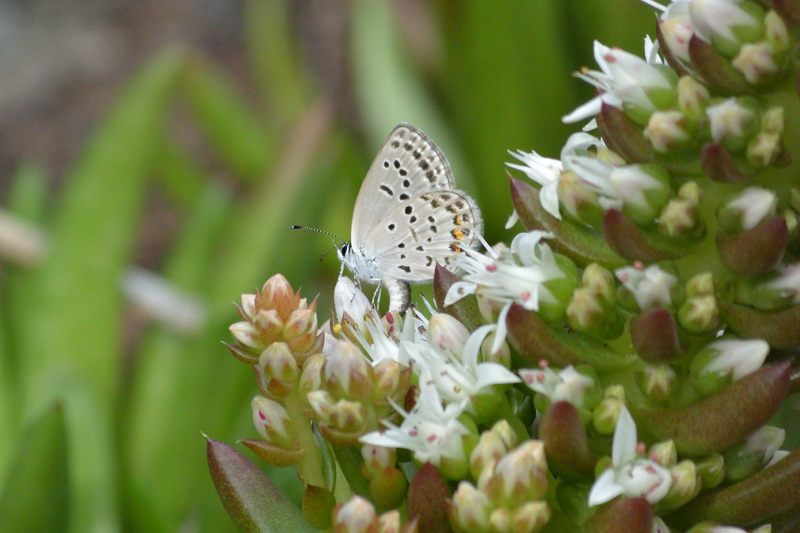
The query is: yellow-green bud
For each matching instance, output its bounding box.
[677,75,711,120]
[679,294,719,333]
[450,482,493,532]
[513,501,551,533]
[660,460,700,511]
[696,453,725,490]
[251,395,295,449]
[649,440,678,467]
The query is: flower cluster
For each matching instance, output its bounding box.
[213,1,800,531]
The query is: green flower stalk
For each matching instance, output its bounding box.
[210,1,800,530]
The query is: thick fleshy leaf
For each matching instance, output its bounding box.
[668,448,800,528]
[688,35,751,95]
[433,264,483,331]
[602,209,688,262]
[701,142,750,183]
[630,308,684,362]
[719,299,800,350]
[587,497,653,533]
[774,0,800,26]
[639,362,791,455]
[407,462,453,533]
[206,438,313,533]
[240,439,303,467]
[540,401,595,481]
[506,304,635,372]
[509,177,626,269]
[597,103,654,164]
[717,217,788,276]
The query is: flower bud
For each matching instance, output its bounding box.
[489,507,513,533]
[369,466,408,511]
[644,110,692,152]
[566,287,605,334]
[678,75,711,120]
[450,482,493,532]
[747,131,781,167]
[538,254,579,323]
[686,272,714,297]
[592,385,625,435]
[706,97,759,152]
[324,341,373,401]
[690,338,770,396]
[470,430,509,479]
[513,501,551,533]
[333,496,376,533]
[307,390,336,423]
[696,453,725,490]
[724,425,785,481]
[299,353,325,396]
[660,460,700,511]
[251,395,295,449]
[229,321,263,351]
[259,274,300,322]
[371,359,411,408]
[717,187,777,233]
[328,399,367,434]
[557,170,604,226]
[259,342,299,393]
[649,440,678,467]
[362,444,396,478]
[679,294,719,333]
[616,264,679,312]
[582,263,616,305]
[427,313,470,361]
[334,276,372,329]
[483,441,548,507]
[637,364,677,404]
[659,196,701,238]
[283,308,318,347]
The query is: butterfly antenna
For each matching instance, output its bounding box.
[290,224,346,246]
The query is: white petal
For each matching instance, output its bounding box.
[588,468,625,506]
[612,406,638,467]
[474,362,521,389]
[492,302,513,354]
[563,95,604,124]
[539,181,562,219]
[444,281,477,305]
[462,324,497,368]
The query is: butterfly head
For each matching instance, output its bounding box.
[337,242,352,263]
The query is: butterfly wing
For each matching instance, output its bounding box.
[350,124,454,250]
[364,190,483,282]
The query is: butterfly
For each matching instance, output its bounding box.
[338,123,483,313]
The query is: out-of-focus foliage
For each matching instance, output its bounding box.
[0,1,677,531]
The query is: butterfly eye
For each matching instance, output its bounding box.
[340,243,350,256]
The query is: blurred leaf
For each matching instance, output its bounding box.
[244,0,309,122]
[125,184,230,527]
[207,438,314,533]
[0,403,68,532]
[153,139,209,209]
[351,0,474,193]
[182,58,274,182]
[439,1,579,238]
[14,49,187,532]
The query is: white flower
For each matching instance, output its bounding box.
[563,156,666,214]
[616,264,678,310]
[588,406,673,506]
[701,338,769,381]
[406,325,520,408]
[360,369,470,466]
[742,426,785,465]
[689,0,761,45]
[352,309,417,367]
[519,365,595,409]
[507,132,604,220]
[564,41,675,124]
[764,263,800,304]
[707,98,757,144]
[724,186,776,231]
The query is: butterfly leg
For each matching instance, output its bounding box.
[371,284,382,309]
[384,277,411,314]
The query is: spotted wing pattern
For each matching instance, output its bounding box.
[350,124,454,250]
[363,190,483,283]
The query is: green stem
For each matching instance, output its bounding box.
[283,390,325,488]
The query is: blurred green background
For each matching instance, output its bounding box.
[0,1,668,531]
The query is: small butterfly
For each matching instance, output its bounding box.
[338,123,483,313]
